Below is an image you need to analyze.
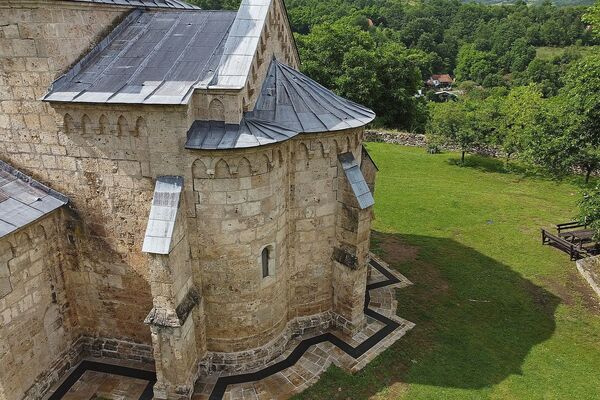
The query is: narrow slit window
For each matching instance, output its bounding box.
[262,247,270,278]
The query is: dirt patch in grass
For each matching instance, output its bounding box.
[538,272,600,315]
[373,232,419,265]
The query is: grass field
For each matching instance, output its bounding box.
[536,45,600,61]
[295,144,600,400]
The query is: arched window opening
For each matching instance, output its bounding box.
[262,247,270,279]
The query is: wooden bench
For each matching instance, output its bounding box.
[556,221,588,238]
[542,229,590,261]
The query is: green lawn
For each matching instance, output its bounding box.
[296,144,600,400]
[536,46,600,61]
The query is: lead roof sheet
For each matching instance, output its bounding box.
[338,152,375,210]
[43,9,236,105]
[142,176,184,255]
[0,161,69,238]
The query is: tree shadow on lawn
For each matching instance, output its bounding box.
[295,232,560,399]
[446,155,597,188]
[447,155,530,176]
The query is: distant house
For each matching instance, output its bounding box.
[427,74,455,89]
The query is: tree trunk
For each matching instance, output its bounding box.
[585,166,593,184]
[461,151,466,164]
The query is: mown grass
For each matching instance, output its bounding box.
[295,144,600,400]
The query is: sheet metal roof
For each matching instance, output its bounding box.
[0,161,69,238]
[338,152,375,210]
[209,0,271,89]
[186,119,297,150]
[142,176,184,255]
[43,9,236,105]
[64,0,199,9]
[185,58,376,150]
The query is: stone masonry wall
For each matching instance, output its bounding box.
[188,128,367,363]
[0,0,157,346]
[0,212,76,400]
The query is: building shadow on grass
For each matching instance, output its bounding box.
[295,231,560,399]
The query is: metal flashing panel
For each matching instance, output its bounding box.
[64,0,199,10]
[338,152,375,210]
[142,176,184,255]
[0,161,69,238]
[44,10,236,105]
[210,0,271,89]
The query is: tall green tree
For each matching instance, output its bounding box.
[428,100,480,164]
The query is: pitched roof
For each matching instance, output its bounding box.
[429,74,454,84]
[43,9,236,105]
[0,161,69,238]
[185,59,376,150]
[64,0,199,9]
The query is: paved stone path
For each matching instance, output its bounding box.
[193,255,415,400]
[46,256,413,400]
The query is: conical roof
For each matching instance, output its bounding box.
[186,59,375,150]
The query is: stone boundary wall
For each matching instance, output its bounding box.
[576,256,600,300]
[364,130,502,158]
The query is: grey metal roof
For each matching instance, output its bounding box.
[43,9,236,105]
[186,119,297,150]
[250,60,376,132]
[338,152,375,210]
[142,176,184,255]
[64,0,199,9]
[209,0,271,89]
[185,58,376,150]
[0,161,69,238]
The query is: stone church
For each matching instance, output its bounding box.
[0,1,413,399]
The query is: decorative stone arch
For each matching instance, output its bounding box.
[237,157,252,177]
[99,114,109,135]
[10,230,32,256]
[209,99,225,121]
[345,136,352,153]
[135,116,147,137]
[192,158,210,179]
[63,113,75,134]
[258,153,271,174]
[81,114,92,136]
[214,158,231,179]
[295,142,309,160]
[117,115,128,137]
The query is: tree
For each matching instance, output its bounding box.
[428,101,480,164]
[561,54,600,183]
[584,0,600,37]
[580,185,600,239]
[455,44,496,85]
[297,19,425,130]
[519,55,600,182]
[498,85,545,162]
